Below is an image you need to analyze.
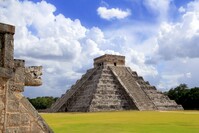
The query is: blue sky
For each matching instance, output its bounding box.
[30,0,193,28]
[0,0,199,98]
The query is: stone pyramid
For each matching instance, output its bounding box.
[50,54,183,112]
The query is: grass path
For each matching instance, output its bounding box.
[41,111,199,133]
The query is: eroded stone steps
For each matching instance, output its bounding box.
[127,67,183,110]
[109,66,156,111]
[50,67,98,112]
[65,68,104,112]
[88,67,137,111]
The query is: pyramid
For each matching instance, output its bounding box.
[50,54,183,112]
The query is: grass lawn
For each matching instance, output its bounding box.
[41,111,199,133]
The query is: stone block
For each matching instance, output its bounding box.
[10,83,24,92]
[4,34,14,69]
[7,113,20,126]
[20,127,30,133]
[0,113,4,124]
[0,34,3,67]
[0,88,3,94]
[14,68,25,83]
[21,113,30,126]
[0,23,15,34]
[0,68,13,79]
[19,104,28,113]
[37,116,51,132]
[20,97,39,118]
[7,89,16,101]
[14,59,25,68]
[0,125,3,131]
[7,100,19,112]
[31,122,44,133]
[6,128,20,133]
[0,97,4,111]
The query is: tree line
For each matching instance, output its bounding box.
[28,84,199,110]
[165,84,199,110]
[27,96,58,110]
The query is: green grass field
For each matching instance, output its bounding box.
[41,111,199,133]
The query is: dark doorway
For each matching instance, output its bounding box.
[114,62,117,66]
[65,107,68,112]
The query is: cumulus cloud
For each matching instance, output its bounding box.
[141,0,199,90]
[97,7,131,20]
[155,0,199,60]
[122,48,158,77]
[0,0,86,61]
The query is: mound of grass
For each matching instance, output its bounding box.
[41,111,199,133]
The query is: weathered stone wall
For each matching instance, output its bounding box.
[0,22,14,133]
[0,78,6,132]
[0,22,53,133]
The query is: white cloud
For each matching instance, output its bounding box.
[97,7,131,20]
[178,6,186,13]
[155,57,199,91]
[157,73,184,90]
[122,48,158,77]
[143,0,171,20]
[185,72,192,78]
[138,0,199,90]
[155,1,199,60]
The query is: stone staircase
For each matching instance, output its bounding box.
[127,68,183,110]
[66,69,101,112]
[50,68,97,112]
[109,66,156,111]
[89,67,137,112]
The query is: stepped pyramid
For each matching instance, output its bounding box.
[50,54,183,112]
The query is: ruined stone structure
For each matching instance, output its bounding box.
[50,54,183,112]
[0,23,53,133]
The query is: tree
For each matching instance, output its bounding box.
[167,84,189,104]
[28,96,58,110]
[166,84,199,110]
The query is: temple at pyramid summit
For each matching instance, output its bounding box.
[50,54,183,112]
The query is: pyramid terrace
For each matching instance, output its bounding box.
[50,54,183,112]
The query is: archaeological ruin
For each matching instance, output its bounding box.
[0,23,53,132]
[50,54,183,112]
